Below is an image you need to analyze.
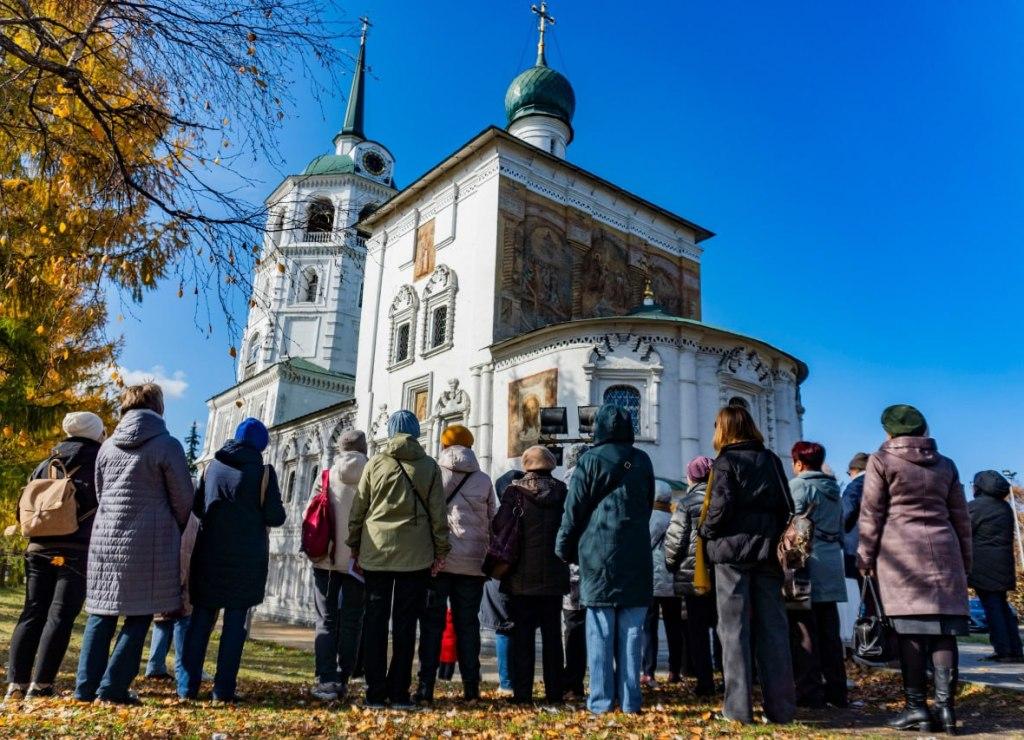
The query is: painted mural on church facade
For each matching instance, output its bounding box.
[495,177,701,342]
[507,367,558,457]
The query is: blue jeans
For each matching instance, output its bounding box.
[146,617,189,682]
[74,613,153,701]
[495,632,512,690]
[586,606,646,713]
[177,605,249,700]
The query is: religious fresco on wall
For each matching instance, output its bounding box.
[507,368,558,458]
[495,178,701,342]
[413,218,435,281]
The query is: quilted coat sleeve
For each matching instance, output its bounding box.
[856,453,887,571]
[261,465,286,528]
[161,437,195,528]
[946,463,972,575]
[428,462,451,558]
[663,505,687,573]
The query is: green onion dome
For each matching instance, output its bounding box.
[504,63,576,128]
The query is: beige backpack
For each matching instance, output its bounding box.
[17,459,91,537]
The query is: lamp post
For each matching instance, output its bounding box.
[1001,470,1024,569]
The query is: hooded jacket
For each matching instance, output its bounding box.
[789,471,847,603]
[87,410,194,616]
[699,440,792,566]
[858,437,971,617]
[306,450,368,572]
[347,433,450,572]
[26,436,102,551]
[968,471,1016,592]
[438,445,497,577]
[841,473,865,557]
[502,471,569,597]
[555,405,655,608]
[664,482,707,596]
[190,438,286,609]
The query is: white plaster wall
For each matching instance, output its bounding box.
[356,149,502,442]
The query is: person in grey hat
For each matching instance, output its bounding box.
[841,452,870,579]
[5,412,105,703]
[307,430,370,702]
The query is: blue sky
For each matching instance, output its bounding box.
[110,1,1024,486]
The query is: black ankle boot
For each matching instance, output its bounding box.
[933,667,958,735]
[413,681,434,705]
[463,681,480,701]
[887,688,935,732]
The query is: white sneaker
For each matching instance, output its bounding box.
[310,682,338,701]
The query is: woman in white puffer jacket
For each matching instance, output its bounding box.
[307,430,368,702]
[414,425,497,703]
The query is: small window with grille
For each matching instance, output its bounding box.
[395,323,411,363]
[430,305,448,348]
[603,385,642,435]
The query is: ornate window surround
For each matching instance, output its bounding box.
[583,333,663,443]
[420,264,457,358]
[717,346,775,447]
[387,285,418,371]
[402,373,433,447]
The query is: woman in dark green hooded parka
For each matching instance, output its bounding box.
[556,404,655,714]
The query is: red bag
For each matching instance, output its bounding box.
[440,609,458,663]
[301,469,335,560]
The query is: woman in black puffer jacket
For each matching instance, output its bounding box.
[698,405,795,725]
[664,455,717,696]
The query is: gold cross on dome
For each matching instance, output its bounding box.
[531,2,555,65]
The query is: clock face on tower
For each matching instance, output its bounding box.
[361,150,386,176]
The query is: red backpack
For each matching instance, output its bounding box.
[301,469,335,560]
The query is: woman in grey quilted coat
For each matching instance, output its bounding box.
[74,384,194,705]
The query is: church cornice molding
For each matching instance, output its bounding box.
[266,172,395,207]
[496,157,702,263]
[490,321,800,385]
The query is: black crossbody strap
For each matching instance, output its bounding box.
[446,472,473,505]
[585,447,639,523]
[396,459,436,529]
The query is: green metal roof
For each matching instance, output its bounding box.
[504,64,576,128]
[303,153,356,176]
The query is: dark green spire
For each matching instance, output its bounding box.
[340,18,369,139]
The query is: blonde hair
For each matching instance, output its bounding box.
[712,405,763,452]
[119,383,164,416]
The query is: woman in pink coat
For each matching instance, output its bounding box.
[858,404,971,735]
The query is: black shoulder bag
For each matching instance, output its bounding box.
[854,577,895,664]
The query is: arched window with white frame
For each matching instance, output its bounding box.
[304,198,334,241]
[420,264,457,357]
[388,285,418,371]
[300,266,320,303]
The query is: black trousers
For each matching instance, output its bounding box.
[562,608,587,695]
[362,569,429,704]
[312,568,365,684]
[788,601,847,707]
[642,596,685,677]
[975,589,1024,659]
[8,549,87,685]
[685,592,717,692]
[417,573,486,688]
[508,595,564,702]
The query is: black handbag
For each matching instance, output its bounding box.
[854,577,895,663]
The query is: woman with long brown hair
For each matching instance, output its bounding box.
[699,405,795,724]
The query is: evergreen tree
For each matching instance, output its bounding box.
[184,421,202,476]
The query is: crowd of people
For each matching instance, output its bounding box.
[5,383,1022,736]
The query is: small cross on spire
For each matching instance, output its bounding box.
[531,2,555,66]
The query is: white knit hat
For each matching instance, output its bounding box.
[62,412,105,443]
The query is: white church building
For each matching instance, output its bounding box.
[202,15,808,623]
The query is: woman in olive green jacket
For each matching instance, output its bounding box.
[346,411,450,708]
